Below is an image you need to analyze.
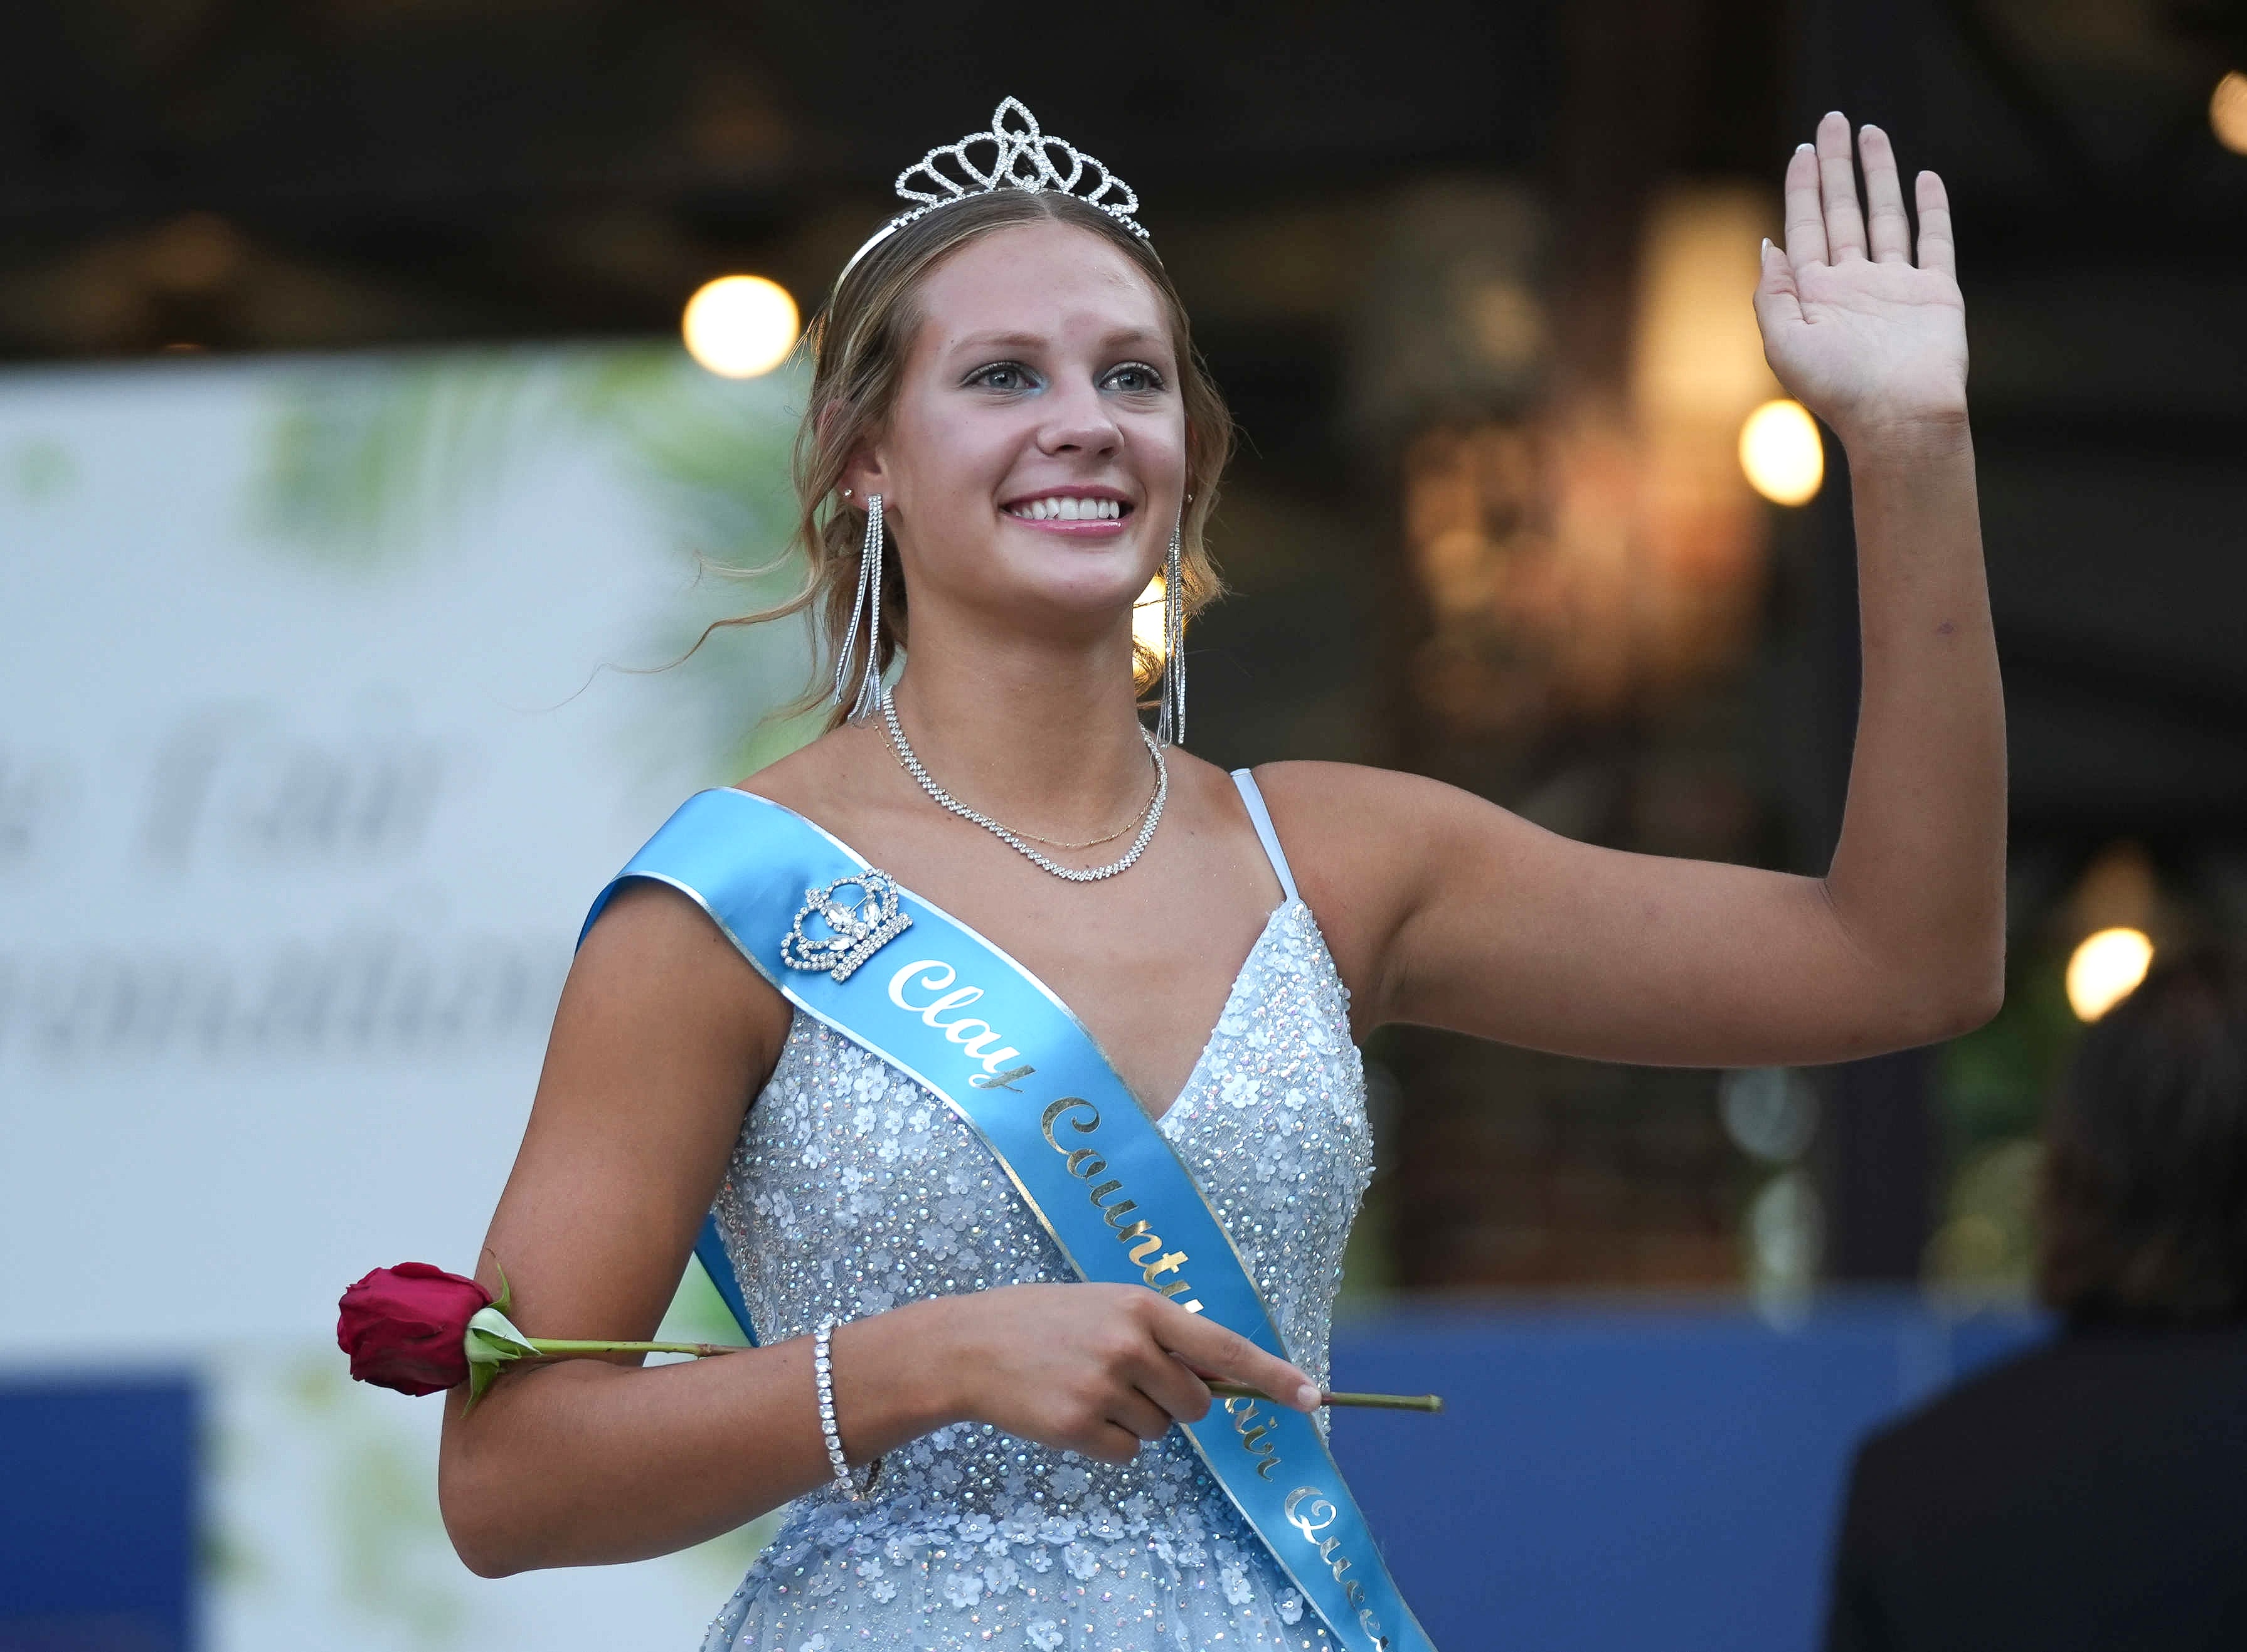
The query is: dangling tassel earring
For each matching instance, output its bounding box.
[1156,517,1186,748]
[833,493,886,718]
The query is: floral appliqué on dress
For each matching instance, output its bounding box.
[703,901,1373,1651]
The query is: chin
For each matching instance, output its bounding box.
[992,539,1156,613]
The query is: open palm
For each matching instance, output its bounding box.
[1755,112,1968,445]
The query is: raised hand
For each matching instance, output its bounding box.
[1755,112,1968,450]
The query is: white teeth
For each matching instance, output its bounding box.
[1007,495,1125,521]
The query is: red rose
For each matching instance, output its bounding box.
[337,1263,492,1395]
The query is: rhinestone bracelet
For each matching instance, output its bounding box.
[812,1314,874,1500]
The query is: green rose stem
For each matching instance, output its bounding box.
[461,1264,739,1412]
[457,1267,1438,1417]
[501,1337,740,1355]
[1206,1381,1443,1413]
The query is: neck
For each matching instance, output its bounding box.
[882,622,1155,840]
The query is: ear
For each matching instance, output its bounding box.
[819,399,890,504]
[842,447,890,502]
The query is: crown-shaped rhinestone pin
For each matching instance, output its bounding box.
[780,871,914,983]
[837,97,1148,286]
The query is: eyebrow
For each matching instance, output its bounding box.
[947,328,1169,356]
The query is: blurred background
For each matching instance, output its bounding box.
[3,1,2243,1648]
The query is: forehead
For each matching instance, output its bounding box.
[910,219,1171,353]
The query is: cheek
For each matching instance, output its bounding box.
[894,401,1018,506]
[1134,416,1189,487]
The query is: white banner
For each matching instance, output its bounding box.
[1,342,814,1649]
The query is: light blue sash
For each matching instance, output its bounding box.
[580,788,1432,1652]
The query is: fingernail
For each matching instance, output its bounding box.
[1825,110,1844,120]
[1761,237,1773,254]
[1796,142,1814,154]
[1296,1381,1322,1409]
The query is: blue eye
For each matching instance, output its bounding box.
[1104,363,1166,394]
[969,362,1036,392]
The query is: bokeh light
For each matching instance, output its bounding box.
[1132,573,1167,664]
[681,275,799,378]
[1738,398,1824,505]
[2066,926,2154,1022]
[2212,71,2247,156]
[1719,1067,1819,1165]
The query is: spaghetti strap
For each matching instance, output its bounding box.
[1229,768,1300,906]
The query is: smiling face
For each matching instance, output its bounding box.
[846,218,1186,647]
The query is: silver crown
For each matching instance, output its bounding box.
[780,871,914,983]
[837,97,1149,287]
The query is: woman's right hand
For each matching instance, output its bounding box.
[910,1282,1322,1466]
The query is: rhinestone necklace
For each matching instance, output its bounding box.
[882,727,1157,851]
[879,689,1167,882]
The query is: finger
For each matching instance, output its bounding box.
[1157,1303,1320,1412]
[1753,237,1803,333]
[1107,1388,1176,1444]
[1086,1421,1146,1466]
[1857,124,1911,263]
[1816,110,1868,262]
[1137,1352,1215,1424]
[1913,169,1957,277]
[1782,142,1827,265]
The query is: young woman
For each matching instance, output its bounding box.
[438,100,2004,1652]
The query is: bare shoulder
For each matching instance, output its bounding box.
[571,736,856,1060]
[726,719,862,818]
[1240,761,1523,1016]
[1247,760,1468,828]
[1245,760,1509,889]
[571,877,786,1051]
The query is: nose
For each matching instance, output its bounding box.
[1036,378,1122,458]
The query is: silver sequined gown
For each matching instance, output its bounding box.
[701,879,1373,1652]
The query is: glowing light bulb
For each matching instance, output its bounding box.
[1740,398,1824,505]
[1132,574,1167,663]
[2213,71,2247,156]
[682,275,799,378]
[2066,927,2154,1022]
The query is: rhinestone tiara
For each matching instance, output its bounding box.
[835,97,1149,289]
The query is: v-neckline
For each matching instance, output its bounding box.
[730,785,1297,1131]
[1150,897,1294,1131]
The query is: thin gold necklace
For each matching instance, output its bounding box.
[879,691,1167,882]
[884,736,1157,850]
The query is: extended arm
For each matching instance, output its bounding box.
[1282,115,2002,1066]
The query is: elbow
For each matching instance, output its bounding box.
[454,1533,519,1582]
[1899,953,2005,1047]
[455,1544,517,1582]
[1958,965,2006,1037]
[444,1505,533,1581]
[440,1452,538,1579]
[1948,929,2009,1039]
[442,1493,517,1580]
[1925,980,2002,1045]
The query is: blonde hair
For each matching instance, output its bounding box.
[704,191,1233,729]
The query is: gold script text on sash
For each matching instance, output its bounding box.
[1223,1394,1285,1479]
[1285,1487,1390,1648]
[1039,1098,1204,1313]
